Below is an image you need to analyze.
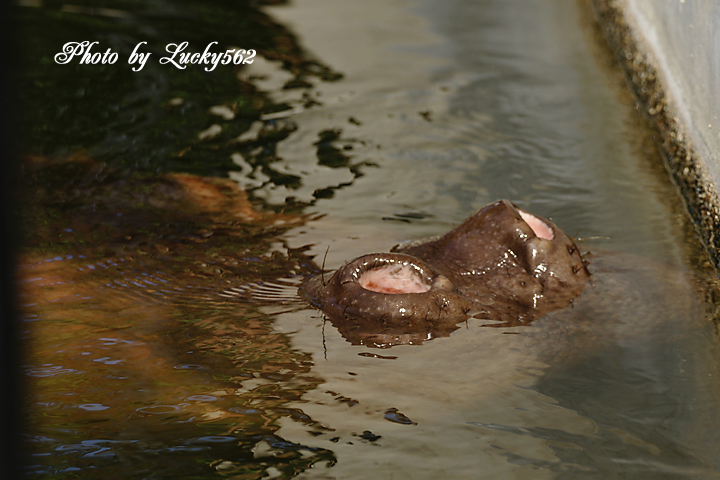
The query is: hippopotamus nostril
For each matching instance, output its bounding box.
[359,263,431,294]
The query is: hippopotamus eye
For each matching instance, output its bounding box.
[519,210,554,240]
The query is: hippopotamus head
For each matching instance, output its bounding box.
[302,200,590,347]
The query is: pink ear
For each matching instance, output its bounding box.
[519,210,554,240]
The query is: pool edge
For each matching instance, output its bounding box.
[589,0,720,273]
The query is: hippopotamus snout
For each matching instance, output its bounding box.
[302,200,590,346]
[307,252,474,326]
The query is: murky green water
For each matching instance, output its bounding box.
[18,0,720,478]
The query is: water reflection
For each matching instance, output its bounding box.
[19,154,336,476]
[19,0,346,185]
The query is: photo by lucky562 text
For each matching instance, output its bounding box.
[53,41,255,72]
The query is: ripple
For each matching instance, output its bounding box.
[174,364,206,370]
[92,356,124,365]
[186,395,219,402]
[228,407,262,415]
[98,337,136,346]
[186,435,238,444]
[77,403,110,411]
[25,364,79,377]
[135,404,184,415]
[219,278,303,304]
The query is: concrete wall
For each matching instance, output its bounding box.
[624,0,720,190]
[592,0,720,268]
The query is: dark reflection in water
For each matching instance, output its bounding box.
[18,1,350,475]
[20,157,337,477]
[20,159,334,478]
[20,0,342,180]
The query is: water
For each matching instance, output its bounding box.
[17,0,720,478]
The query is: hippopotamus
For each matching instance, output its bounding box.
[302,200,590,346]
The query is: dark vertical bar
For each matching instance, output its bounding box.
[1,0,23,479]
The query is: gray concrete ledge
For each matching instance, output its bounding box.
[590,0,720,271]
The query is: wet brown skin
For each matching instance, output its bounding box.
[303,200,590,347]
